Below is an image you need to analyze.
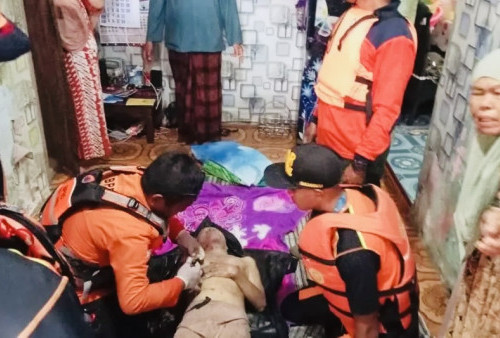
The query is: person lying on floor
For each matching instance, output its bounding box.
[174,226,266,338]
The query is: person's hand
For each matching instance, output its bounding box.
[202,261,241,280]
[232,44,243,58]
[303,121,317,143]
[476,205,500,256]
[341,164,365,185]
[176,230,205,261]
[142,41,154,64]
[176,257,202,290]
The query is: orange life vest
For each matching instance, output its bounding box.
[40,166,169,300]
[315,7,417,118]
[0,204,73,277]
[298,185,417,335]
[40,166,167,242]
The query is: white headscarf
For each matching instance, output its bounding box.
[471,49,500,83]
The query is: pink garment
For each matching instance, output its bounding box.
[62,0,111,160]
[63,33,111,160]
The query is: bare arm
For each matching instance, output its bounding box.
[354,312,379,338]
[235,257,266,312]
[202,256,266,311]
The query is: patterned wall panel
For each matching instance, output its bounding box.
[102,0,305,124]
[0,0,52,214]
[413,0,500,286]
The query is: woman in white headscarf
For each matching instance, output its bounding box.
[453,48,500,255]
[442,49,500,337]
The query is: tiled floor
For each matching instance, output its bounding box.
[388,116,432,203]
[388,125,427,202]
[55,124,449,337]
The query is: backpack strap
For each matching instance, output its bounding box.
[0,205,74,283]
[46,167,167,239]
[99,189,167,236]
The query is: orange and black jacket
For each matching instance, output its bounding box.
[314,1,417,168]
[298,185,418,336]
[41,168,186,315]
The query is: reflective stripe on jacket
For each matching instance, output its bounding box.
[315,7,378,112]
[40,167,185,313]
[298,185,417,335]
[315,6,417,113]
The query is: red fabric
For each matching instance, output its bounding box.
[168,50,222,144]
[0,20,14,35]
[80,0,102,14]
[63,32,111,160]
[316,32,415,161]
[168,216,185,240]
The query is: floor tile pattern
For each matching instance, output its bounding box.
[388,125,428,202]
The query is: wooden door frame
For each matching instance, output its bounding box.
[23,0,79,175]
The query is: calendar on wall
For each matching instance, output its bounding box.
[99,0,149,45]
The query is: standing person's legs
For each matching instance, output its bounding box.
[191,52,222,143]
[168,50,193,143]
[64,34,111,160]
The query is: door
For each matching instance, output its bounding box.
[23,0,79,174]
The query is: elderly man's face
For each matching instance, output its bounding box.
[470,77,500,136]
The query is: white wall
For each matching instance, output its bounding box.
[102,0,306,124]
[0,0,52,214]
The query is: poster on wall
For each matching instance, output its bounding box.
[99,0,149,45]
[101,0,141,27]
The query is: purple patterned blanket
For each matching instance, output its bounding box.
[156,182,306,254]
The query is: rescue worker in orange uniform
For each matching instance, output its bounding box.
[304,0,417,186]
[41,152,206,337]
[264,144,419,337]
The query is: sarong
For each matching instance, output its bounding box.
[63,29,111,160]
[168,50,222,144]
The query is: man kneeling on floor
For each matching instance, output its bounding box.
[174,226,266,337]
[264,143,419,338]
[40,152,206,337]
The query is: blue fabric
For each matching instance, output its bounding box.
[0,22,30,62]
[191,141,272,186]
[367,17,412,49]
[147,0,242,52]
